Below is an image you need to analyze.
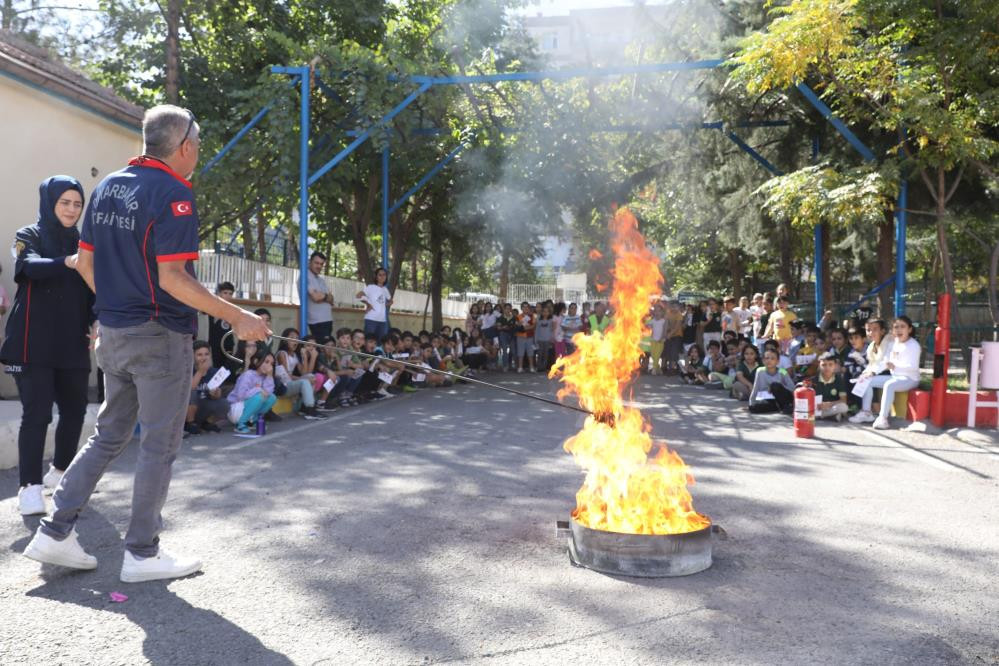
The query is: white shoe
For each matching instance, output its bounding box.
[376,388,394,399]
[17,484,46,516]
[120,548,202,583]
[872,416,891,430]
[848,410,876,424]
[24,528,97,570]
[43,466,63,494]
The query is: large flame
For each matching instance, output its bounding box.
[551,208,710,535]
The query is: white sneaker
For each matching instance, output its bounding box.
[848,410,876,424]
[24,528,97,570]
[17,484,46,516]
[120,548,202,583]
[43,466,63,494]
[376,388,394,399]
[873,416,891,430]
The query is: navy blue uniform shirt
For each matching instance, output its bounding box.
[80,156,200,334]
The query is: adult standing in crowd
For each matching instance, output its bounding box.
[1,176,94,516]
[306,251,334,342]
[23,105,270,582]
[356,267,392,342]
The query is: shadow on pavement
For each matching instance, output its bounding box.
[22,507,293,666]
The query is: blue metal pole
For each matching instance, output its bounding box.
[895,180,907,317]
[812,136,823,320]
[381,144,389,269]
[814,225,823,321]
[724,131,782,176]
[308,81,431,187]
[297,68,310,335]
[404,59,725,85]
[388,141,468,216]
[796,83,876,163]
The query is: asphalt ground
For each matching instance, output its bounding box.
[1,373,997,665]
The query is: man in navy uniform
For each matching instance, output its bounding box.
[24,105,271,583]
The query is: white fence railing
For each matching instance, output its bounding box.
[197,252,468,318]
[506,283,590,306]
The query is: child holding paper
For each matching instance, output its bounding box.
[748,349,795,414]
[186,341,229,435]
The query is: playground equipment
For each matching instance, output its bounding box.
[203,60,913,334]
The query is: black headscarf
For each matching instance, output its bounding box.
[37,175,84,258]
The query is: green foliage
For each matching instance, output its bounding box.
[755,162,897,229]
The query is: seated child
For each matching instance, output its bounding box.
[187,340,229,434]
[842,328,869,413]
[748,349,795,414]
[732,343,761,401]
[813,351,848,421]
[275,328,326,419]
[227,349,278,433]
[681,344,708,385]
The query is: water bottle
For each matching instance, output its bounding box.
[256,414,266,436]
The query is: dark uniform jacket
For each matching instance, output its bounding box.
[1,177,95,370]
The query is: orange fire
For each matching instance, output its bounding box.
[551,208,710,535]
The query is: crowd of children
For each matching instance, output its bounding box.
[190,282,921,435]
[654,291,922,430]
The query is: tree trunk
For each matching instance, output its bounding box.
[727,249,743,299]
[346,181,378,284]
[165,0,181,104]
[256,214,267,263]
[936,168,957,317]
[2,0,13,30]
[430,218,444,332]
[410,254,419,292]
[239,211,254,261]
[875,209,894,317]
[779,218,793,290]
[499,242,511,301]
[989,241,999,329]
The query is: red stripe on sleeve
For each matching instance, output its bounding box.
[79,241,94,251]
[156,252,199,263]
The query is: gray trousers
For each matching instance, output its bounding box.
[41,321,192,557]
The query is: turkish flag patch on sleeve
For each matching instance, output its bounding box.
[171,201,194,217]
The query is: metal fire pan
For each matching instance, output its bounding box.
[567,517,713,578]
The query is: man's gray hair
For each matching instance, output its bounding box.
[142,105,198,159]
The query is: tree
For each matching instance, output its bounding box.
[733,0,999,320]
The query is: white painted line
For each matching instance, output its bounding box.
[862,430,962,472]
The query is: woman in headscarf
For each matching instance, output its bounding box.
[1,176,95,516]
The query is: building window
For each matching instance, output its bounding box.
[542,32,559,51]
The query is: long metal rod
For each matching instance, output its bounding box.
[796,82,876,162]
[388,140,467,216]
[222,331,593,417]
[405,59,725,85]
[298,67,311,335]
[308,81,432,187]
[724,131,783,176]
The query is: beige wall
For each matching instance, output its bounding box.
[0,73,142,394]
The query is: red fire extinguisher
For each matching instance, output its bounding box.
[794,381,816,439]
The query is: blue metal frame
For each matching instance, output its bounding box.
[202,58,904,327]
[724,131,783,176]
[796,83,876,162]
[811,136,823,318]
[797,83,908,317]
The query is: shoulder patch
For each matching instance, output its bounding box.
[170,201,194,217]
[12,240,26,259]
